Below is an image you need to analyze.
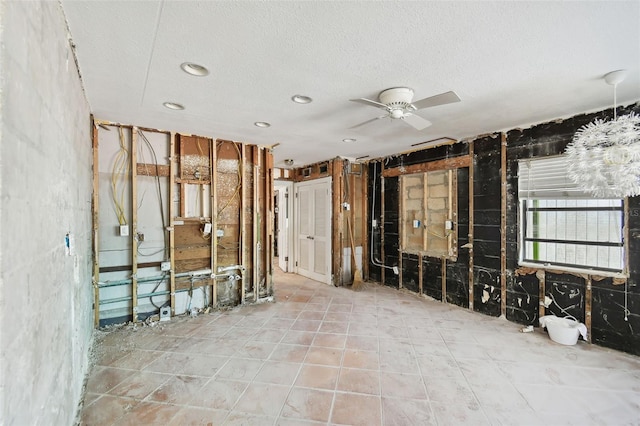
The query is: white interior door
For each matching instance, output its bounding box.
[275,181,293,272]
[295,177,331,284]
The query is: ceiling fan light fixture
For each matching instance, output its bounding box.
[163,102,184,110]
[284,159,294,166]
[292,94,312,104]
[180,62,209,76]
[254,121,271,128]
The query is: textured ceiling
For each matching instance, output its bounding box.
[62,1,640,167]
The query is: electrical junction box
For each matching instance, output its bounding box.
[159,306,171,321]
[216,229,224,237]
[160,261,171,272]
[445,220,453,230]
[413,220,421,229]
[203,223,212,234]
[119,225,129,236]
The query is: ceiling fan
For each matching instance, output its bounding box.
[349,87,460,130]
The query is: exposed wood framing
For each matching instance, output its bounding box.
[252,146,259,300]
[92,120,100,327]
[418,253,423,294]
[179,137,186,217]
[380,163,385,285]
[93,119,171,135]
[99,262,161,273]
[131,127,139,323]
[468,141,475,310]
[423,173,429,253]
[169,133,176,314]
[441,257,447,303]
[210,138,217,307]
[362,165,369,280]
[137,163,170,177]
[585,275,592,343]
[398,177,405,289]
[383,155,471,178]
[332,159,344,286]
[265,148,274,296]
[537,269,546,321]
[240,143,247,304]
[500,132,507,316]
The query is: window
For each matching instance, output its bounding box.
[400,169,457,259]
[518,156,625,273]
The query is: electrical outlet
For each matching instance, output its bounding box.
[372,219,377,228]
[445,220,453,230]
[203,223,212,234]
[413,220,421,229]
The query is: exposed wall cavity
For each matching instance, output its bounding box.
[367,103,640,356]
[93,126,274,326]
[1,1,94,424]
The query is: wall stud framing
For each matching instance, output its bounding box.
[240,143,247,304]
[92,120,101,327]
[500,133,507,316]
[398,177,405,288]
[418,253,423,294]
[265,148,274,296]
[585,275,592,343]
[332,159,344,285]
[362,165,369,280]
[252,146,259,300]
[468,141,475,310]
[441,257,447,303]
[169,133,176,314]
[210,138,217,307]
[131,127,139,323]
[537,269,546,321]
[380,164,386,285]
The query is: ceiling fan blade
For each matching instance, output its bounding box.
[411,90,461,110]
[402,113,432,131]
[349,115,387,129]
[350,98,388,109]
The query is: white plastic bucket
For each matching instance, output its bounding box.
[545,316,580,345]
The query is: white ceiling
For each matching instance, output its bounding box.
[62,1,640,167]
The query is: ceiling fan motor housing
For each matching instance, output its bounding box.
[379,87,415,117]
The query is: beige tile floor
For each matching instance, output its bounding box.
[80,269,640,425]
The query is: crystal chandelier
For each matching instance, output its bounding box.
[565,70,640,198]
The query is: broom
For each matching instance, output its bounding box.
[347,215,364,290]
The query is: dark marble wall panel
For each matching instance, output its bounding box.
[402,253,420,294]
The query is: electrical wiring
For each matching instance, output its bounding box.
[148,272,168,310]
[111,127,129,225]
[137,130,169,260]
[370,162,398,273]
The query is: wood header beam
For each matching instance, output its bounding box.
[382,155,471,178]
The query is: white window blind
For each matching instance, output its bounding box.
[518,155,616,199]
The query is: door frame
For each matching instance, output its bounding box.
[294,177,332,284]
[274,180,294,273]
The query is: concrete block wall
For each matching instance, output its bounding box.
[1,1,94,424]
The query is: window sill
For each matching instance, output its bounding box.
[518,261,627,279]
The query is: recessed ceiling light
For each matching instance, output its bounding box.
[254,121,271,128]
[163,102,184,110]
[343,138,357,143]
[291,94,312,104]
[180,62,209,76]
